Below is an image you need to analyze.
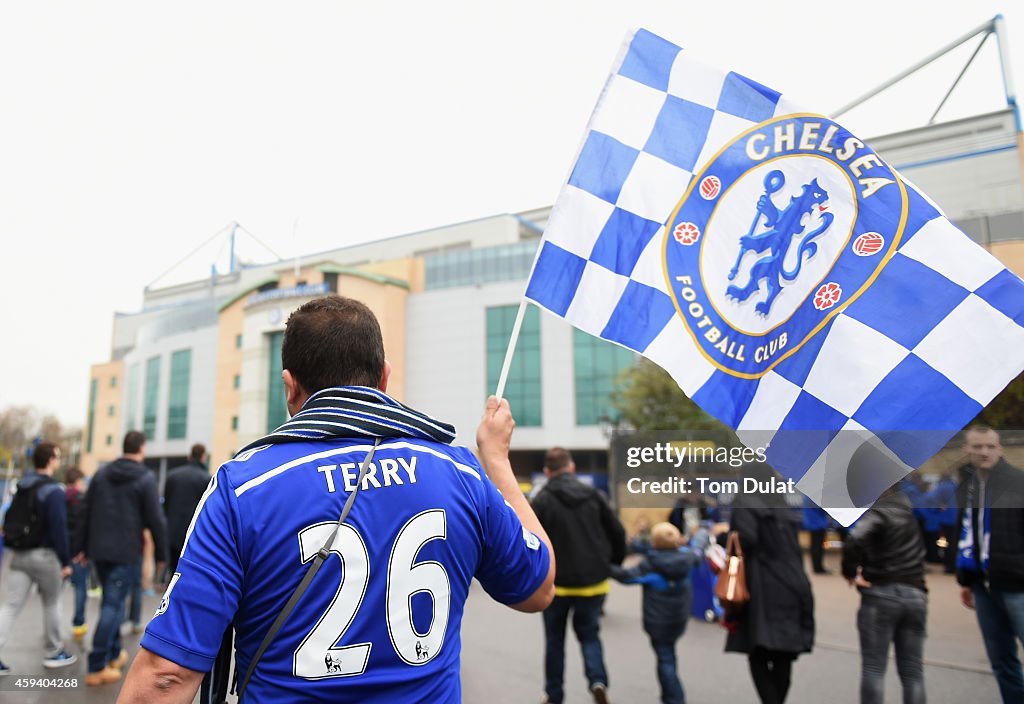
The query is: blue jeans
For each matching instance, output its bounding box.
[70,561,90,627]
[973,585,1024,703]
[857,583,927,704]
[542,594,608,703]
[648,623,686,704]
[88,562,132,673]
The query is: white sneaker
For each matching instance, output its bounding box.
[43,650,77,668]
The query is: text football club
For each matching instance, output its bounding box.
[663,114,908,378]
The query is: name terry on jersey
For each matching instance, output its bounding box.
[317,456,419,493]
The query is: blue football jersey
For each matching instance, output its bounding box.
[142,438,549,703]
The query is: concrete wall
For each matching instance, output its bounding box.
[80,360,125,475]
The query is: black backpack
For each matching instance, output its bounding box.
[3,477,55,549]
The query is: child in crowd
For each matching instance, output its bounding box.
[611,522,705,704]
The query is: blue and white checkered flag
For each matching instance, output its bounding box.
[525,29,1024,525]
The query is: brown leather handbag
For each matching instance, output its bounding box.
[714,531,750,611]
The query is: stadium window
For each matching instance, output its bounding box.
[233,374,241,390]
[573,329,635,426]
[267,331,288,432]
[110,376,118,388]
[167,349,191,440]
[486,305,541,426]
[105,434,112,446]
[143,356,161,441]
[231,415,239,431]
[126,364,139,430]
[108,405,116,417]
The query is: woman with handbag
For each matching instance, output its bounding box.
[723,461,815,704]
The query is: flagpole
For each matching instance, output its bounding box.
[494,300,528,400]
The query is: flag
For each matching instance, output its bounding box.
[525,29,1024,524]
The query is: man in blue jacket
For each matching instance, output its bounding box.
[0,442,77,673]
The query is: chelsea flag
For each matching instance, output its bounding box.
[524,29,1024,524]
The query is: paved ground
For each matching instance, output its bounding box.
[0,551,1006,703]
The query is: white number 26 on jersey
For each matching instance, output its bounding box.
[294,509,451,679]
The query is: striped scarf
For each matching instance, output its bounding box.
[957,474,991,575]
[237,386,456,455]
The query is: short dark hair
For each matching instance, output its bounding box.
[32,442,58,469]
[65,467,84,484]
[123,430,146,455]
[189,443,207,462]
[544,447,573,474]
[282,296,385,393]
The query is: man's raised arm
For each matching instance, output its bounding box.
[476,395,555,612]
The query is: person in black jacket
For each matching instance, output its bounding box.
[0,442,77,673]
[163,443,210,577]
[75,430,168,687]
[532,447,626,704]
[611,522,704,704]
[724,462,814,704]
[955,425,1024,703]
[842,485,927,704]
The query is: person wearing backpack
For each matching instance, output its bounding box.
[0,441,77,674]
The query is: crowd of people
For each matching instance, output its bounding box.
[0,294,1020,704]
[0,437,211,686]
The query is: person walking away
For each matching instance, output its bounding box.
[724,461,814,704]
[116,296,554,703]
[532,446,627,704]
[842,486,927,704]
[956,425,1024,703]
[76,430,168,686]
[0,442,77,673]
[162,443,211,577]
[611,522,706,704]
[64,466,90,641]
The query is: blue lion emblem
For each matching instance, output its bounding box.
[725,170,835,316]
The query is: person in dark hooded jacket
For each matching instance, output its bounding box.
[532,447,626,704]
[75,430,168,687]
[611,521,705,704]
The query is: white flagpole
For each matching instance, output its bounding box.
[494,300,529,400]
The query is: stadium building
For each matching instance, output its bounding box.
[82,20,1024,486]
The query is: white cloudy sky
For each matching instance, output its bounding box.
[0,1,1021,427]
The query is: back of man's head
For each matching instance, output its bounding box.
[544,447,574,476]
[32,441,58,470]
[189,443,207,463]
[283,296,385,393]
[123,430,146,456]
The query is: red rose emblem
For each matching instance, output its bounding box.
[813,282,842,310]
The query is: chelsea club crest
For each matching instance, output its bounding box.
[663,114,908,379]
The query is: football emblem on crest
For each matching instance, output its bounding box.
[663,114,906,378]
[853,232,884,256]
[699,175,721,200]
[673,222,701,245]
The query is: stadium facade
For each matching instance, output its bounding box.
[81,108,1024,484]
